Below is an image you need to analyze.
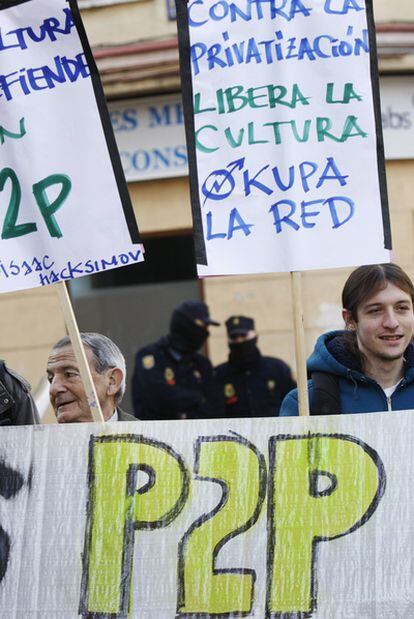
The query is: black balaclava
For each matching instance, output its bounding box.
[169,309,209,354]
[229,337,260,370]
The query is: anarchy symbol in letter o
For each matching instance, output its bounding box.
[201,169,236,204]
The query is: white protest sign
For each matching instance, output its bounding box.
[0,0,142,294]
[176,0,391,276]
[1,413,414,617]
[106,80,414,181]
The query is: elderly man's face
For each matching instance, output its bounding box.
[46,345,115,423]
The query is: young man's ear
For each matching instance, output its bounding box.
[107,368,123,397]
[342,309,356,330]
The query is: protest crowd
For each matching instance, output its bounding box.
[2,0,414,614]
[2,263,413,425]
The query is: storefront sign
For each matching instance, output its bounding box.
[108,94,188,182]
[380,75,414,160]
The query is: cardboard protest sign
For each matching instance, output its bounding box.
[176,0,391,276]
[0,0,142,293]
[1,413,413,617]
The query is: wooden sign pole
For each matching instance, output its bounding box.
[290,271,310,417]
[56,282,105,423]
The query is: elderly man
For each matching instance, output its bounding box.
[47,332,135,423]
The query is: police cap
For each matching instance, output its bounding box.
[175,301,220,326]
[225,315,255,337]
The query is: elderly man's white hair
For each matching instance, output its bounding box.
[52,332,126,404]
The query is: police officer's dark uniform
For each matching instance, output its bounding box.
[132,301,223,420]
[215,316,296,417]
[0,361,39,426]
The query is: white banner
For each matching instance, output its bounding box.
[1,413,414,617]
[0,0,142,294]
[177,0,391,276]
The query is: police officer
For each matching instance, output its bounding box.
[215,315,296,417]
[0,361,39,426]
[132,301,223,420]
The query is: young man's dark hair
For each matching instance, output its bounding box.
[342,263,414,321]
[280,263,414,416]
[341,263,414,369]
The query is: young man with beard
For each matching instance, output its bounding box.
[131,301,223,419]
[280,263,414,416]
[215,315,296,417]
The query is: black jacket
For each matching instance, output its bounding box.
[215,353,296,417]
[132,337,223,420]
[0,362,39,426]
